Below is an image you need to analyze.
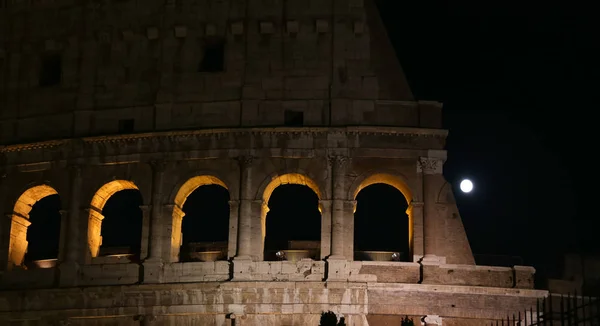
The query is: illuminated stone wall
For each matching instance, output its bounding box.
[0,128,541,324]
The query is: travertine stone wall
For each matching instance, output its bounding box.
[0,1,540,324]
[0,281,546,325]
[0,0,432,145]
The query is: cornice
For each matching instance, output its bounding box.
[0,126,448,153]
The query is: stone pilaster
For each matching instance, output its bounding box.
[319,199,332,259]
[418,156,446,265]
[227,200,240,259]
[328,155,349,259]
[235,155,254,260]
[139,205,151,260]
[147,160,166,261]
[343,199,357,260]
[408,201,424,262]
[65,164,82,263]
[59,164,83,286]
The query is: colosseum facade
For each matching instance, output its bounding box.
[0,0,544,325]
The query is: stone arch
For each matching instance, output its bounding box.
[170,175,230,262]
[87,180,139,258]
[350,172,415,260]
[8,184,59,269]
[350,172,413,203]
[258,173,323,259]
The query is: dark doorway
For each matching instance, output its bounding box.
[180,185,230,262]
[264,184,321,261]
[100,189,144,259]
[25,194,62,262]
[354,184,409,261]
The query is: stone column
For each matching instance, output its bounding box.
[319,200,332,259]
[147,160,166,261]
[409,201,424,262]
[59,165,83,287]
[65,165,82,263]
[418,155,446,264]
[227,200,240,259]
[235,155,254,260]
[343,199,357,260]
[329,155,349,259]
[143,161,167,284]
[139,205,151,260]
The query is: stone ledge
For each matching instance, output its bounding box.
[0,125,448,153]
[232,260,325,282]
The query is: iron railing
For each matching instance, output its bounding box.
[490,293,600,325]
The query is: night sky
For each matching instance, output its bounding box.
[23,3,600,284]
[377,2,600,277]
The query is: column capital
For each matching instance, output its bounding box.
[228,200,240,207]
[236,155,254,169]
[139,205,152,212]
[417,157,444,175]
[327,155,350,169]
[149,160,167,172]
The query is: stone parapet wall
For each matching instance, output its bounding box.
[0,260,536,290]
[0,281,546,326]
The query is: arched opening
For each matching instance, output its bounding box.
[8,185,62,269]
[352,173,413,262]
[180,185,230,262]
[261,174,322,262]
[354,184,409,261]
[100,189,143,259]
[88,180,143,262]
[171,176,230,263]
[25,194,62,268]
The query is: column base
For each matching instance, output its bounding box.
[142,259,164,284]
[232,256,255,281]
[420,255,446,265]
[326,256,349,281]
[58,261,80,287]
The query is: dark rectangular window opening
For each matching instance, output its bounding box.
[39,54,62,87]
[198,40,225,73]
[118,119,135,133]
[284,110,304,126]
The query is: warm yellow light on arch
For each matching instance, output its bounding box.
[90,180,138,211]
[353,173,412,203]
[262,173,322,204]
[174,175,228,207]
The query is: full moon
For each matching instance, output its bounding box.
[460,179,474,193]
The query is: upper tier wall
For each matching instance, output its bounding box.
[0,0,438,145]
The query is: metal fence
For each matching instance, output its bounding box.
[490,293,600,325]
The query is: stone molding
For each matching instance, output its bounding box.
[0,126,448,154]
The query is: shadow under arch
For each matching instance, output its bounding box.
[87,180,139,258]
[350,172,416,260]
[170,175,230,262]
[8,184,60,269]
[258,173,323,260]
